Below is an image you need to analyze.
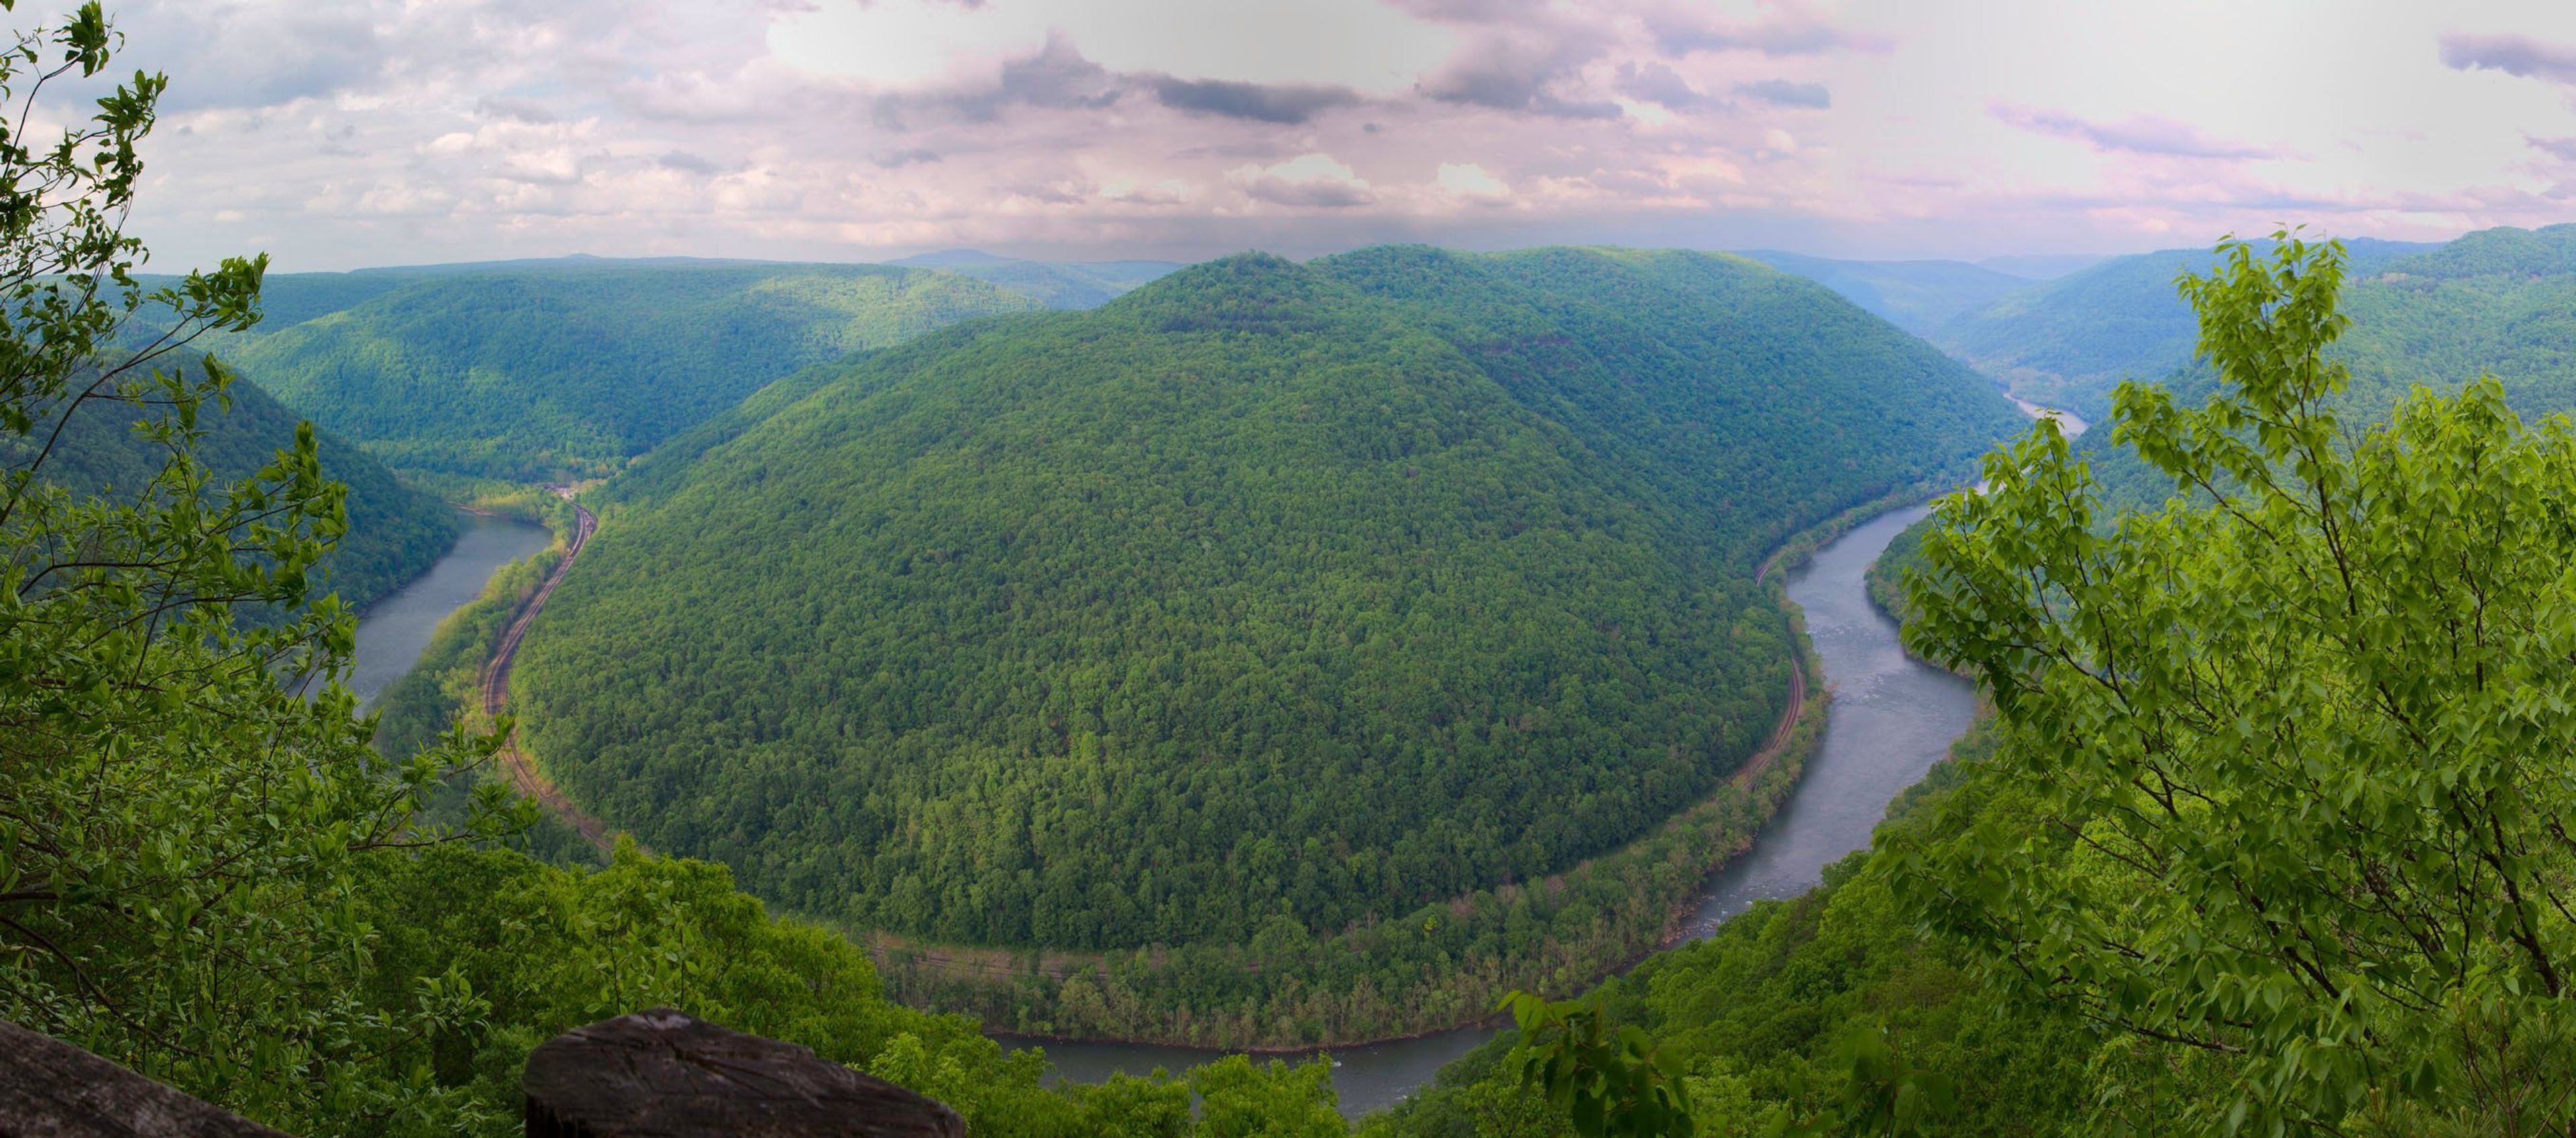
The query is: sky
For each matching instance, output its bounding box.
[49,0,2576,272]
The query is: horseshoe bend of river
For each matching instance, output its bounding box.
[992,504,1982,1117]
[346,496,1992,1120]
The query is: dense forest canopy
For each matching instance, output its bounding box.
[511,246,2025,960]
[225,262,1042,481]
[1893,235,2576,1134]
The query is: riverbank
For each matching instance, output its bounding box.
[344,512,547,708]
[868,649,1827,1051]
[367,483,1820,1051]
[360,500,609,866]
[480,495,613,853]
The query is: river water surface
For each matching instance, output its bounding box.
[1004,502,1984,1117]
[346,512,551,707]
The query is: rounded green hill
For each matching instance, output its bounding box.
[512,246,2027,952]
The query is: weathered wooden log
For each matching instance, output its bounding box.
[521,1009,964,1138]
[0,1017,286,1137]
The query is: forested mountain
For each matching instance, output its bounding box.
[10,353,456,610]
[225,263,1040,481]
[888,248,1184,308]
[509,247,2023,1011]
[1733,249,2034,337]
[1948,225,2576,514]
[1935,235,2436,414]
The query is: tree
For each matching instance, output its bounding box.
[1896,232,2576,1134]
[1503,992,1695,1137]
[0,3,505,1131]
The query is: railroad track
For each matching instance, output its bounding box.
[480,496,616,852]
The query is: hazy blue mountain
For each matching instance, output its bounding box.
[1938,236,2439,414]
[1732,249,2035,338]
[1976,253,2108,280]
[887,249,1185,308]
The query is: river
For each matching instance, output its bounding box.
[345,512,552,708]
[1003,502,1987,1117]
[341,413,2065,1119]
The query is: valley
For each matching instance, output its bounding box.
[313,226,2576,1131]
[345,512,551,707]
[495,246,2023,1047]
[25,3,2576,1133]
[342,414,2001,1118]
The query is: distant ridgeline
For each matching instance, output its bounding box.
[203,260,1052,483]
[1730,249,2038,339]
[1933,223,2576,510]
[508,246,2027,1041]
[887,248,1182,310]
[9,346,455,611]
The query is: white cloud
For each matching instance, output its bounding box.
[47,0,2576,272]
[1436,162,1509,197]
[767,0,1455,93]
[1232,152,1376,208]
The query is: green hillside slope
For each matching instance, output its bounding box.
[1735,249,2033,337]
[511,247,2023,976]
[229,263,1040,481]
[14,355,456,610]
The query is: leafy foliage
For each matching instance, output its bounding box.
[1943,225,2576,528]
[0,9,1368,1135]
[4,347,455,611]
[0,5,504,1129]
[348,840,1347,1138]
[1503,992,1695,1138]
[1364,721,2103,1138]
[1899,234,2576,1133]
[228,262,1041,480]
